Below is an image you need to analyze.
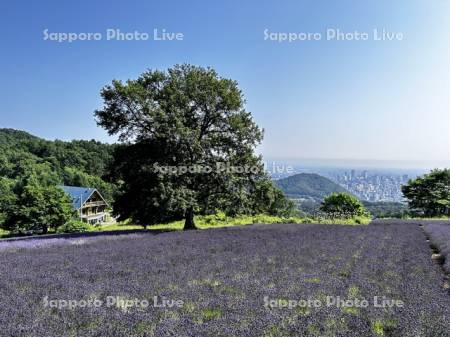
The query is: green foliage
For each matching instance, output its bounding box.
[57,220,93,233]
[16,184,74,234]
[402,169,450,217]
[2,187,75,234]
[0,128,117,234]
[293,196,406,219]
[0,177,17,226]
[362,201,408,219]
[1,165,76,234]
[219,177,298,218]
[61,167,116,203]
[320,193,370,219]
[95,64,294,229]
[201,308,222,321]
[0,129,115,177]
[0,128,116,200]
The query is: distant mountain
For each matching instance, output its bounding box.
[275,173,349,200]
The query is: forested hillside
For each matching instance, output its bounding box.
[362,201,408,218]
[0,128,117,202]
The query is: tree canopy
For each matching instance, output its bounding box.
[96,64,295,229]
[0,163,75,234]
[402,169,450,217]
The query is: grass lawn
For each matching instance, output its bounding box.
[0,214,371,239]
[97,213,372,233]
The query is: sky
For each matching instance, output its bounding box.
[1,0,450,169]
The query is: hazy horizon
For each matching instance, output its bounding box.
[0,125,447,171]
[264,157,449,171]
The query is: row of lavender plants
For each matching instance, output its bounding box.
[0,223,449,336]
[423,222,450,274]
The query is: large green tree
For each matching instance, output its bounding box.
[96,64,293,229]
[402,169,450,217]
[14,183,75,234]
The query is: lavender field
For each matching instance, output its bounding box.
[1,222,450,337]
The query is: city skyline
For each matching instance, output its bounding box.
[269,165,419,203]
[329,169,409,203]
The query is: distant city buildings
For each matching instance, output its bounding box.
[328,170,410,203]
[269,165,414,203]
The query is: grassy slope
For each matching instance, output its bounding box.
[98,213,371,233]
[0,214,372,238]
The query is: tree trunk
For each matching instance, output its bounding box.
[184,207,197,230]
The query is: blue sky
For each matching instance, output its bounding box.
[1,0,449,167]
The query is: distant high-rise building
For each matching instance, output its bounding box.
[362,170,368,179]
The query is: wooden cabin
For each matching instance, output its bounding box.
[60,186,109,224]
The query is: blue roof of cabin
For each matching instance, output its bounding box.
[59,186,97,210]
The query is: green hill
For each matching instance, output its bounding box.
[0,128,117,202]
[275,173,349,200]
[0,128,116,178]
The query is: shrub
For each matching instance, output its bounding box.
[320,193,370,219]
[57,220,92,233]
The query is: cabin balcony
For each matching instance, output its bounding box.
[82,201,107,208]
